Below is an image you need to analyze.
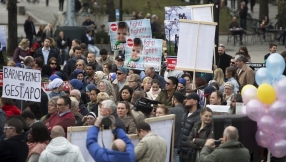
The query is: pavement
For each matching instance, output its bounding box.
[0,0,283,64]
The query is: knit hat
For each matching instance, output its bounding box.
[87,112,96,119]
[54,71,68,81]
[178,78,186,86]
[70,79,84,90]
[49,75,60,81]
[224,81,234,90]
[48,78,63,90]
[73,69,84,79]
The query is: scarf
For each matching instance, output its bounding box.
[27,141,49,158]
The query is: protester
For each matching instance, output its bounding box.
[56,30,71,65]
[81,112,97,126]
[229,94,243,114]
[177,78,187,95]
[145,67,166,89]
[187,107,214,162]
[86,86,100,114]
[112,67,129,98]
[135,122,167,162]
[24,102,42,121]
[128,74,143,91]
[225,66,239,94]
[68,39,81,58]
[39,126,85,161]
[64,46,87,78]
[146,79,161,100]
[199,126,250,162]
[239,46,251,63]
[0,97,21,118]
[156,76,178,108]
[94,71,108,86]
[13,38,30,63]
[40,97,59,122]
[86,116,135,162]
[87,52,103,71]
[48,78,65,98]
[99,80,116,101]
[70,97,83,126]
[235,54,255,87]
[264,43,277,61]
[155,105,169,117]
[70,89,89,116]
[214,44,232,74]
[117,85,133,103]
[34,38,60,65]
[142,77,152,92]
[98,49,115,66]
[117,101,136,134]
[223,82,235,105]
[209,91,224,105]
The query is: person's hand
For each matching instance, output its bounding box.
[94,116,103,127]
[82,116,87,122]
[205,139,215,148]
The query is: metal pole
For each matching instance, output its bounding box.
[64,0,77,26]
[213,0,220,61]
[119,0,123,21]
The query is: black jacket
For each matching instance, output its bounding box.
[169,103,185,147]
[216,53,232,74]
[81,34,95,45]
[24,19,36,36]
[63,57,87,78]
[34,47,60,65]
[0,135,29,162]
[57,36,71,49]
[239,6,248,19]
[179,108,201,154]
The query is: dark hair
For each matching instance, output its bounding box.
[1,97,14,106]
[136,122,151,132]
[5,117,23,134]
[231,94,242,102]
[41,65,53,77]
[73,46,81,52]
[103,63,113,72]
[151,79,160,85]
[87,63,96,70]
[281,51,286,58]
[117,21,130,32]
[35,57,44,68]
[72,39,81,45]
[182,74,192,81]
[29,122,50,143]
[80,43,87,49]
[133,38,143,49]
[100,49,108,55]
[226,66,236,77]
[212,91,223,103]
[173,92,185,103]
[118,85,133,102]
[24,56,34,66]
[210,82,219,91]
[168,76,179,88]
[200,107,213,115]
[131,90,145,104]
[157,105,169,115]
[117,101,134,119]
[44,37,52,43]
[48,57,57,64]
[239,46,251,60]
[25,102,43,120]
[59,96,71,109]
[20,110,36,120]
[269,43,277,49]
[195,77,207,88]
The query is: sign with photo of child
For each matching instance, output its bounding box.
[108,19,152,52]
[124,37,162,71]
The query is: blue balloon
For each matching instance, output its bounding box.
[255,68,272,85]
[266,53,286,79]
[272,75,286,87]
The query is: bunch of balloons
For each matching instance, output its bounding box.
[241,53,286,158]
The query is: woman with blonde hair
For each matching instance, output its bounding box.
[42,23,54,40]
[142,77,152,92]
[94,71,108,86]
[99,80,116,101]
[13,38,29,63]
[209,68,225,92]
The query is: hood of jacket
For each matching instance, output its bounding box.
[46,137,74,155]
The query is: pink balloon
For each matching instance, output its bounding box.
[240,106,246,115]
[270,138,286,158]
[242,88,257,104]
[246,99,265,121]
[275,78,286,102]
[257,115,278,135]
[255,130,273,148]
[276,119,286,140]
[269,101,286,122]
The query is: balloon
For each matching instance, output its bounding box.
[242,87,257,104]
[276,119,286,140]
[272,75,286,87]
[255,68,272,85]
[257,84,276,105]
[269,138,286,158]
[246,99,265,121]
[240,106,246,115]
[269,101,286,122]
[255,130,273,148]
[241,84,256,94]
[275,78,286,102]
[266,53,286,79]
[257,115,278,135]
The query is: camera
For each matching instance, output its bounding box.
[134,97,162,114]
[100,117,112,130]
[214,140,221,147]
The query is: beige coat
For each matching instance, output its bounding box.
[112,78,129,99]
[237,64,255,88]
[135,132,167,162]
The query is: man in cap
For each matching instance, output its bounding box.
[178,93,201,162]
[112,54,125,72]
[169,92,185,162]
[112,67,129,98]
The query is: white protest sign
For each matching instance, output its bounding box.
[2,66,41,102]
[235,102,244,114]
[207,105,230,113]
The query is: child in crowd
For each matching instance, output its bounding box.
[114,21,130,50]
[126,38,144,68]
[146,79,161,100]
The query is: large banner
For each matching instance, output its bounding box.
[124,37,162,71]
[2,67,42,102]
[0,26,7,51]
[108,19,152,51]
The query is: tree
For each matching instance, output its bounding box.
[277,0,286,29]
[7,0,18,56]
[259,0,269,20]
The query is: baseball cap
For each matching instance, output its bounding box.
[178,78,186,86]
[117,67,128,74]
[115,54,125,61]
[203,86,216,97]
[186,93,200,103]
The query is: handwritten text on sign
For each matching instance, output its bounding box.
[2,67,41,102]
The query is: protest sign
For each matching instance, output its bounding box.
[246,63,265,72]
[207,105,230,113]
[2,66,41,102]
[0,26,7,51]
[42,81,70,91]
[124,37,162,71]
[108,19,152,51]
[167,56,177,70]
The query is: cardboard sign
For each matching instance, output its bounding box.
[42,81,71,91]
[167,56,177,70]
[2,67,41,102]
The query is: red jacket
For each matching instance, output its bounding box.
[44,111,75,134]
[2,105,21,118]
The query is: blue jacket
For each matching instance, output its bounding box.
[86,126,135,162]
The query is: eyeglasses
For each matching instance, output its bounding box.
[76,64,83,66]
[116,72,123,75]
[50,62,57,65]
[230,62,235,64]
[4,126,14,130]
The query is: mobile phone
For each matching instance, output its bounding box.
[214,140,221,147]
